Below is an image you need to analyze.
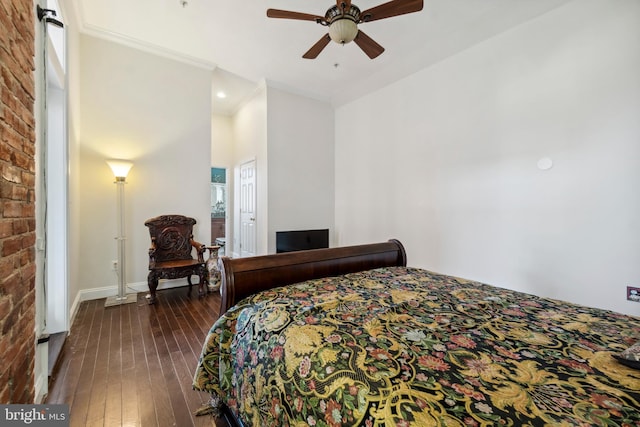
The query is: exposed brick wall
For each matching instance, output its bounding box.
[0,0,37,403]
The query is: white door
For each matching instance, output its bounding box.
[239,160,257,257]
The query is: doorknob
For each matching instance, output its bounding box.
[250,217,255,221]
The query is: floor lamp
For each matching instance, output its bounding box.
[105,160,137,307]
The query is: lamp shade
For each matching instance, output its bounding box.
[329,18,358,44]
[106,159,133,179]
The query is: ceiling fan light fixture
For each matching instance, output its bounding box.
[267,0,424,58]
[329,18,358,44]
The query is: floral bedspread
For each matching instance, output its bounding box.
[193,267,640,426]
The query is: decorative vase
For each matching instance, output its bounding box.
[206,245,221,292]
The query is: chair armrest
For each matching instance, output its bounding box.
[191,238,206,263]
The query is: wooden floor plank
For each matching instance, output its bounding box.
[141,298,176,425]
[130,297,158,427]
[85,304,112,425]
[174,292,220,361]
[46,286,223,427]
[120,301,139,426]
[153,297,193,425]
[68,299,107,427]
[104,305,123,426]
[46,296,92,404]
[61,299,97,427]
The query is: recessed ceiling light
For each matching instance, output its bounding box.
[216,91,227,99]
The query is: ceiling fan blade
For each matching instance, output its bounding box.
[353,30,385,59]
[267,9,325,23]
[360,0,423,23]
[303,34,332,59]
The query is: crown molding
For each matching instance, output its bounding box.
[83,23,216,70]
[61,0,215,71]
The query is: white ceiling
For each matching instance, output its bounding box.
[69,0,573,115]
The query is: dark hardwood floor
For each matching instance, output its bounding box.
[46,286,230,427]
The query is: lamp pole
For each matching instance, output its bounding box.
[105,160,136,307]
[115,176,127,301]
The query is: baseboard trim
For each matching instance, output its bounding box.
[69,279,195,325]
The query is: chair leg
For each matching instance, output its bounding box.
[187,275,194,296]
[198,270,208,298]
[148,273,159,304]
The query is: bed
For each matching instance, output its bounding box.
[193,240,640,426]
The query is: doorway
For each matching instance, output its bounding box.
[211,167,227,254]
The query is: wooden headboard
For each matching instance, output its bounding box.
[218,239,407,314]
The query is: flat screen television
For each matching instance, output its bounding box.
[276,229,329,253]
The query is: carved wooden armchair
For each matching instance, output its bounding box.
[144,214,208,304]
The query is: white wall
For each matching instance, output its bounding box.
[77,35,212,295]
[266,87,335,253]
[61,0,82,320]
[335,0,640,316]
[231,85,268,255]
[223,85,335,256]
[212,115,234,167]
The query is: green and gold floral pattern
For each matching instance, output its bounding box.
[193,267,640,426]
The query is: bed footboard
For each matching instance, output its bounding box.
[218,239,406,314]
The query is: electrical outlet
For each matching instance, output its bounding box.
[627,286,640,302]
[112,260,118,271]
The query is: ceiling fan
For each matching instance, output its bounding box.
[266,0,424,59]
